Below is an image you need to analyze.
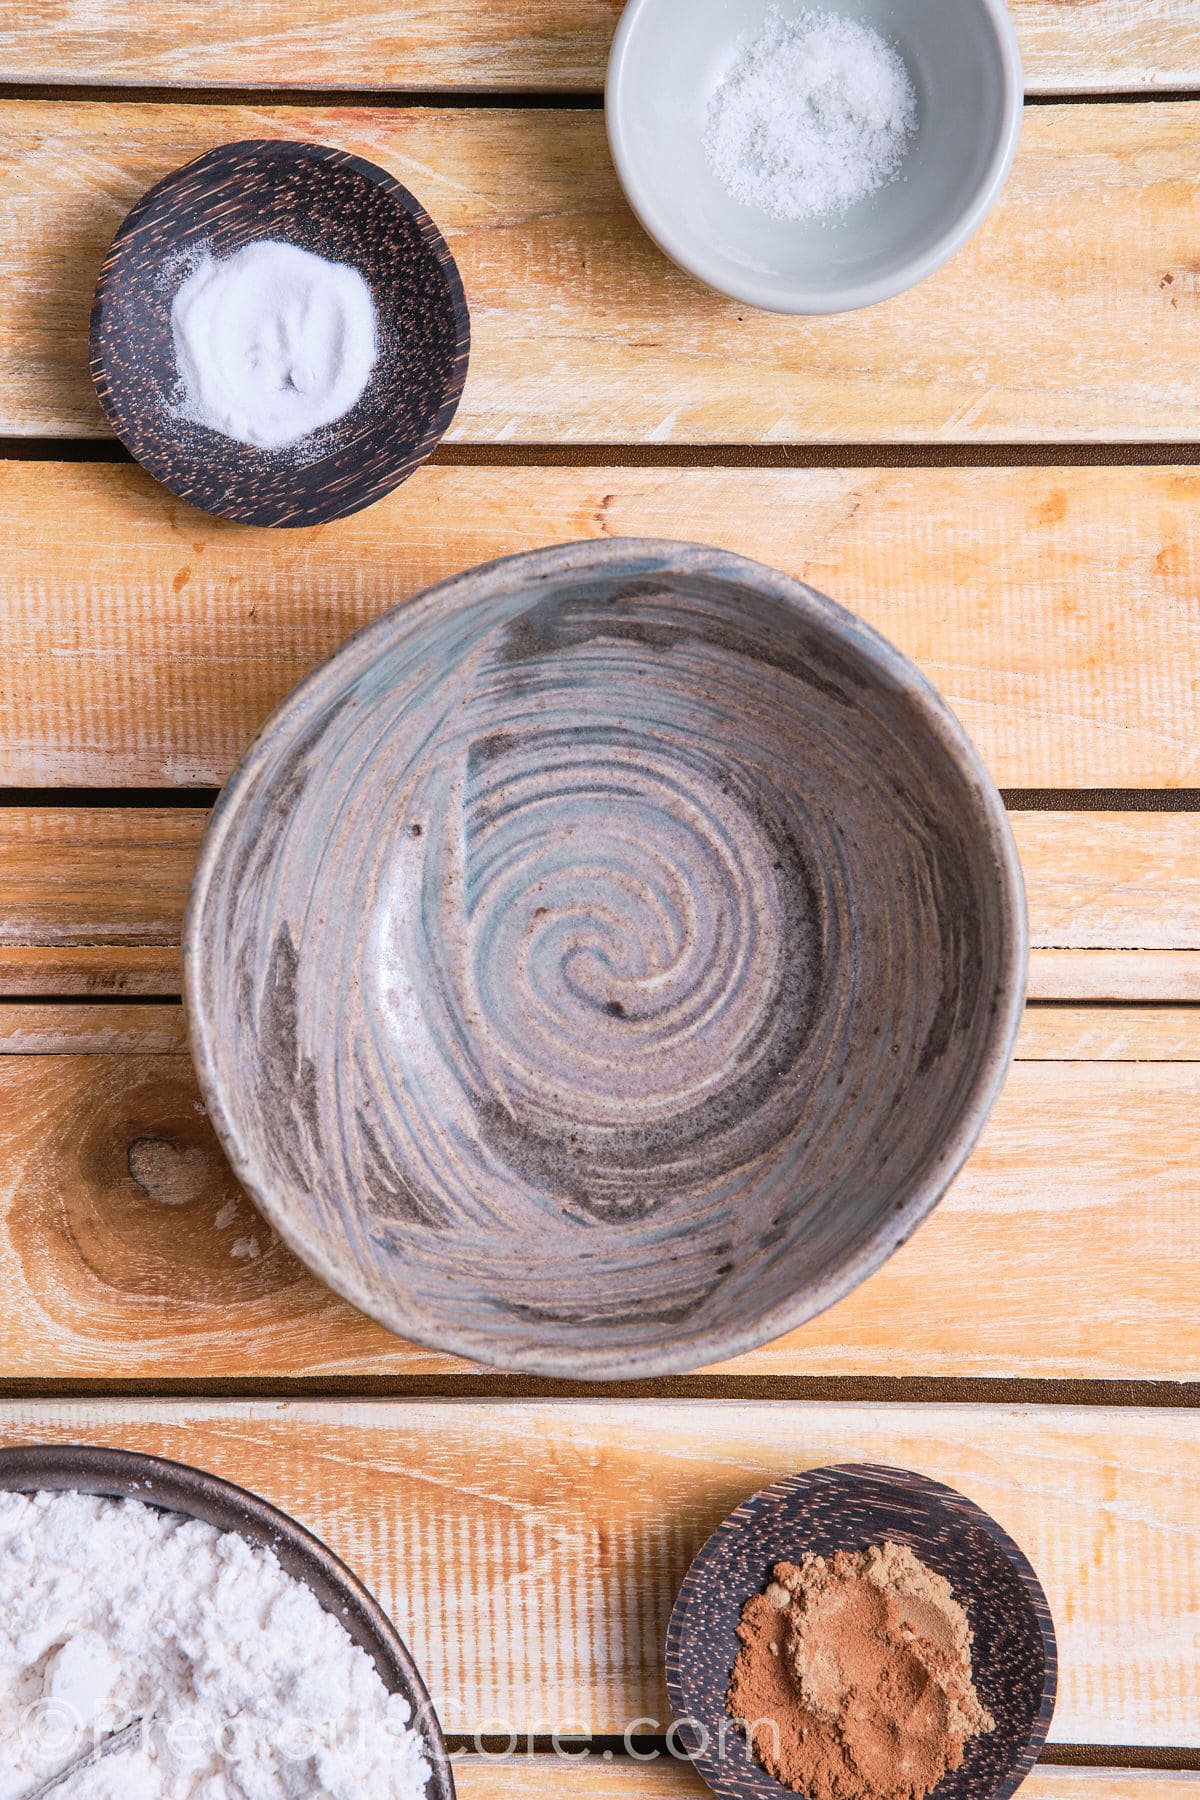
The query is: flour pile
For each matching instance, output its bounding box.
[171,239,378,451]
[0,1490,432,1800]
[704,9,918,220]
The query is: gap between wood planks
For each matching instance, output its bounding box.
[0,1376,1192,1406]
[1,789,1198,810]
[443,1739,1200,1771]
[8,440,1200,467]
[0,84,1197,108]
[5,996,1199,1018]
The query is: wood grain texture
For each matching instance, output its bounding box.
[5,1000,1199,1061]
[7,945,1196,1003]
[0,1050,1195,1380]
[454,1768,1200,1800]
[0,1,1193,93]
[3,462,1199,789]
[1014,816,1200,951]
[0,1052,463,1376]
[1013,1,1200,94]
[5,805,1198,965]
[1026,951,1200,1003]
[0,1002,189,1053]
[0,810,203,947]
[1016,1007,1200,1061]
[4,103,1200,443]
[0,945,183,997]
[0,1399,1192,1745]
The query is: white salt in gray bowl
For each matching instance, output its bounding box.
[606,0,1023,314]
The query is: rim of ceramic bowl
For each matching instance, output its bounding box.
[185,538,1028,1380]
[0,1443,456,1800]
[605,0,1024,315]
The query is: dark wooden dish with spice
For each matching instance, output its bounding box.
[0,1443,456,1800]
[666,1463,1057,1800]
[90,138,470,527]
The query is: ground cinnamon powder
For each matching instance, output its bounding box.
[726,1541,994,1800]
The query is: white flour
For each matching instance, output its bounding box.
[171,240,378,452]
[0,1490,432,1800]
[704,9,917,220]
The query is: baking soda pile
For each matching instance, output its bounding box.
[0,1490,432,1800]
[171,239,378,451]
[703,8,918,220]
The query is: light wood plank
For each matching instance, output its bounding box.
[455,1767,1200,1799]
[3,462,1199,789]
[1014,815,1200,952]
[0,0,624,91]
[0,944,182,997]
[1027,950,1200,1004]
[1009,1,1200,94]
[4,807,1198,980]
[6,998,1198,1061]
[3,103,1200,443]
[0,1,1194,94]
[0,1399,1193,1744]
[0,1052,464,1375]
[0,810,204,946]
[9,945,1197,1003]
[456,1768,714,1800]
[0,1002,189,1053]
[0,1051,1196,1380]
[1017,1006,1200,1061]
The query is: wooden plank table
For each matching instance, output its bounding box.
[0,0,1197,1787]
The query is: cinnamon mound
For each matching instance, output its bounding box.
[727,1541,994,1800]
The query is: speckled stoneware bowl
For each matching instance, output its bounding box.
[0,1444,455,1799]
[185,540,1026,1378]
[666,1464,1056,1800]
[90,139,469,527]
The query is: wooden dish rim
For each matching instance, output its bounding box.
[88,136,471,528]
[664,1460,1058,1800]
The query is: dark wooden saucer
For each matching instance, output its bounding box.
[90,138,470,527]
[666,1463,1057,1800]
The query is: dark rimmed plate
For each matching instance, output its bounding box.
[666,1462,1056,1800]
[0,1443,455,1800]
[90,138,469,527]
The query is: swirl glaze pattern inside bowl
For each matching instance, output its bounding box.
[186,540,1026,1377]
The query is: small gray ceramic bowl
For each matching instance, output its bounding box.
[0,1444,456,1800]
[606,0,1023,313]
[186,539,1026,1380]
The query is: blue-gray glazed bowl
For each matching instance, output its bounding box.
[186,539,1026,1378]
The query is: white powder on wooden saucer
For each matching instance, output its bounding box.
[703,8,918,220]
[171,240,378,452]
[0,1489,432,1799]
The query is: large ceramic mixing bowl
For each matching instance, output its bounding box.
[185,540,1026,1378]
